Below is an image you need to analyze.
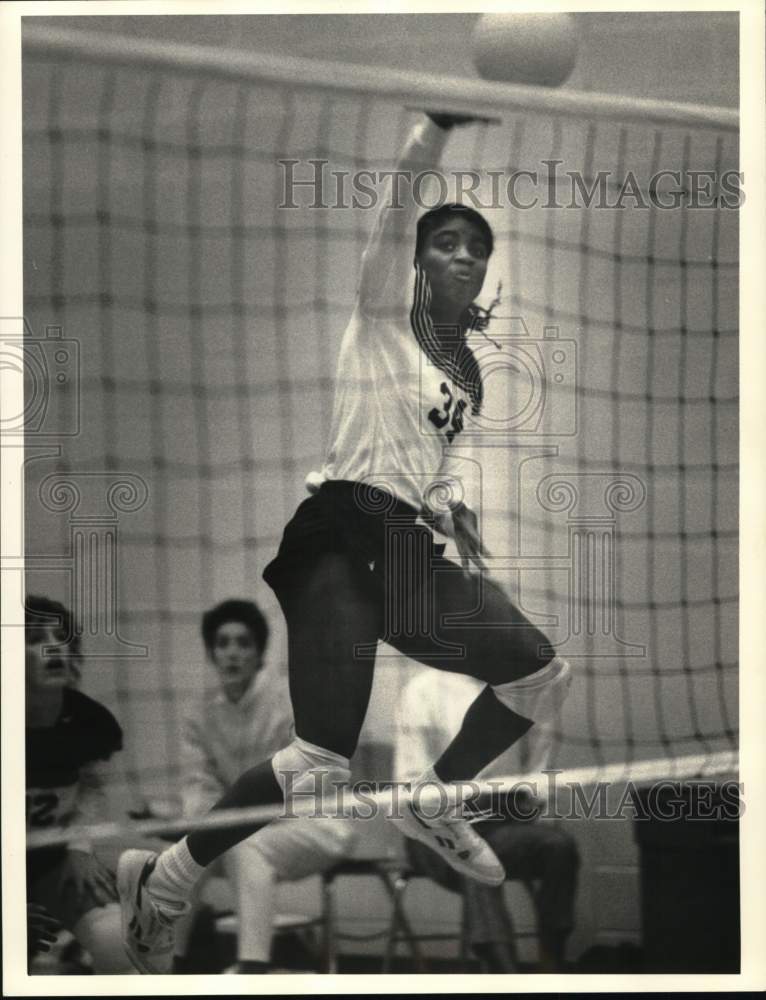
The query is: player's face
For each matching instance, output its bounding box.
[210,621,263,703]
[418,217,489,318]
[25,624,71,694]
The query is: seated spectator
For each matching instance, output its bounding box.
[25,595,135,974]
[395,668,580,972]
[173,599,358,973]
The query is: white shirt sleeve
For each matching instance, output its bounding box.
[358,118,449,318]
[395,671,447,784]
[180,706,226,817]
[67,758,115,854]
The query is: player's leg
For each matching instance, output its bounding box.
[190,551,379,851]
[119,551,379,972]
[278,551,381,761]
[386,556,569,884]
[394,556,555,681]
[390,558,571,782]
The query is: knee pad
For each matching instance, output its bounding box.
[271,737,351,804]
[491,657,572,723]
[73,903,137,974]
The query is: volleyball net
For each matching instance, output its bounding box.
[19,25,738,849]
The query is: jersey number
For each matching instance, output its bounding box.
[428,383,467,443]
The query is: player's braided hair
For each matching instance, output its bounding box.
[411,267,503,417]
[466,281,503,345]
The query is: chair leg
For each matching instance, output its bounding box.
[507,901,521,971]
[380,871,426,974]
[461,882,521,973]
[381,873,406,973]
[459,891,472,971]
[321,875,338,974]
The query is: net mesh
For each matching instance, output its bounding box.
[20,33,738,817]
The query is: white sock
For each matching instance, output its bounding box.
[148,837,206,907]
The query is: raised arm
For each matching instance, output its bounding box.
[357,115,450,314]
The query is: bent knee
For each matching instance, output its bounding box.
[271,737,351,799]
[491,658,572,722]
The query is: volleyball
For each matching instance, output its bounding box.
[472,13,579,88]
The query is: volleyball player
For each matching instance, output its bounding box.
[118,111,571,973]
[26,595,135,973]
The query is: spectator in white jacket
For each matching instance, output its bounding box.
[174,599,357,973]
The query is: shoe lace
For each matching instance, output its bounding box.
[443,804,500,829]
[464,805,501,824]
[155,910,177,930]
[146,894,189,929]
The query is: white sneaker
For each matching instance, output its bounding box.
[117,849,189,974]
[392,797,505,886]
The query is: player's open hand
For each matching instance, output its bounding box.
[451,503,491,578]
[27,903,61,957]
[57,849,118,906]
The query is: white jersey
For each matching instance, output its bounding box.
[319,119,481,514]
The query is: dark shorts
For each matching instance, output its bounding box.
[263,480,444,603]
